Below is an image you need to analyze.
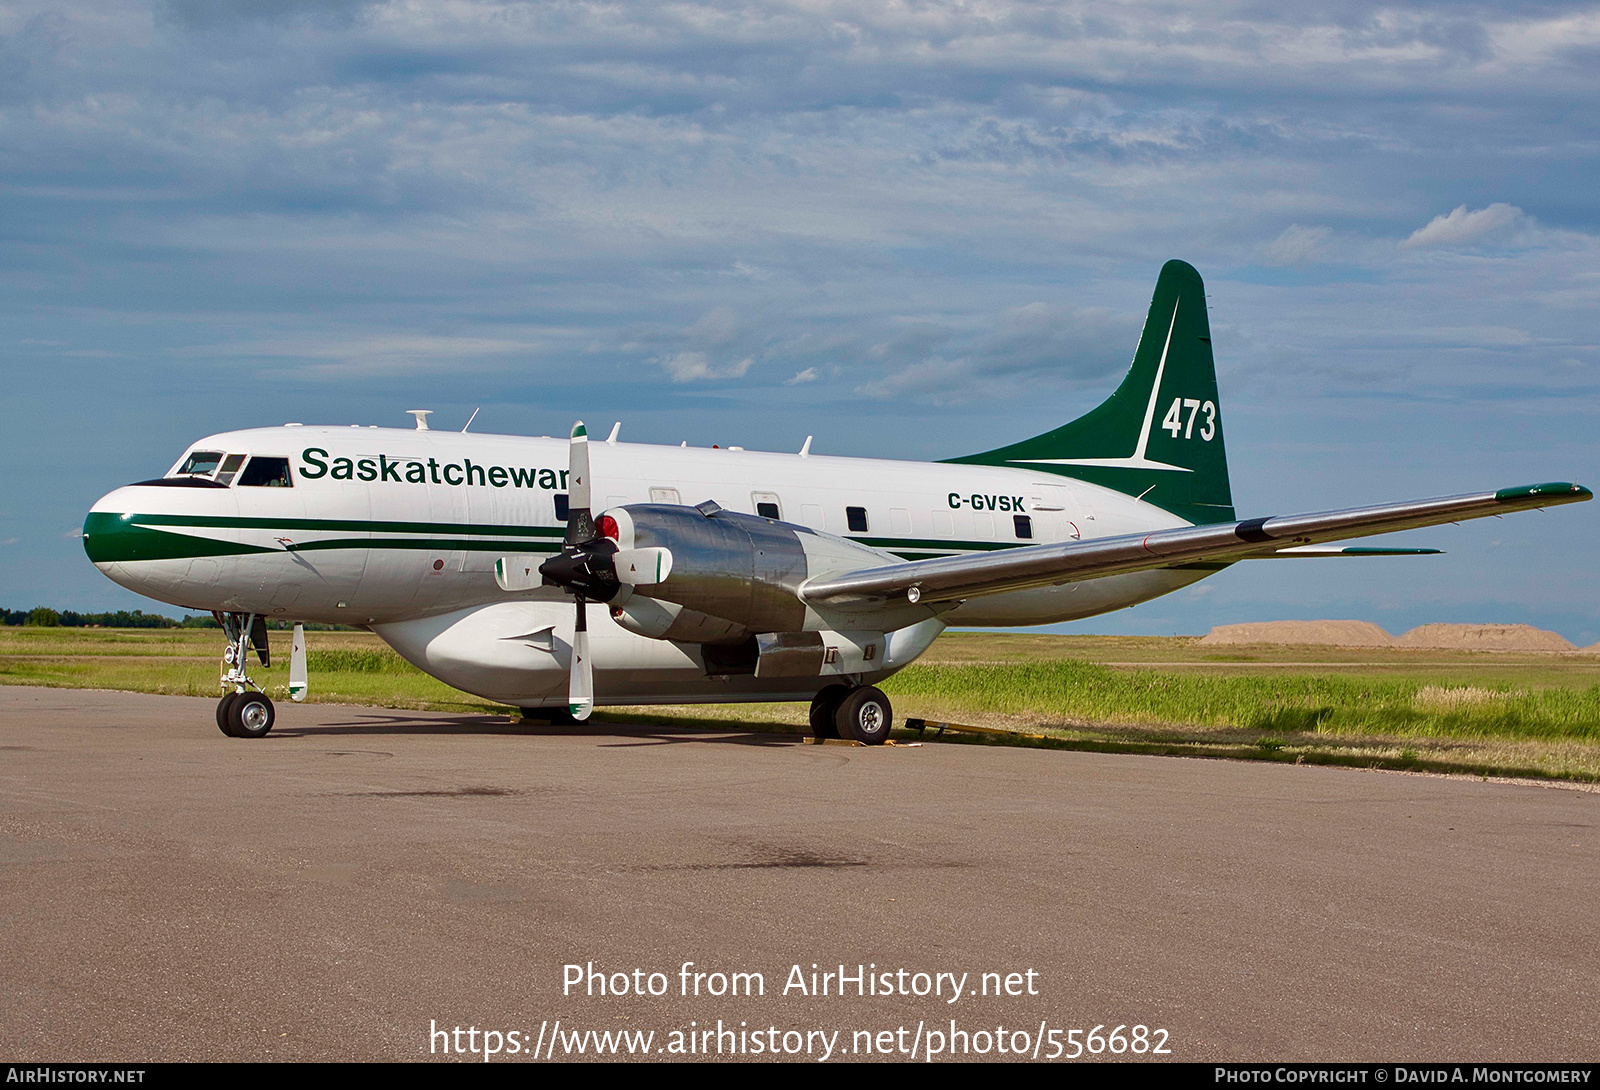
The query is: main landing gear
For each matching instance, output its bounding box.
[809,684,893,745]
[215,612,276,739]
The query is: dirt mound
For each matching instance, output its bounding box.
[1198,621,1394,648]
[1395,624,1575,652]
[1585,642,1600,656]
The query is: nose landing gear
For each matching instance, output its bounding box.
[215,612,276,738]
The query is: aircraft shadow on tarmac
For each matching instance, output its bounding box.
[267,711,807,748]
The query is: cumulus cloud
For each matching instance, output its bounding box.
[785,367,818,385]
[1400,203,1529,250]
[1260,224,1333,266]
[657,351,754,382]
[645,306,762,382]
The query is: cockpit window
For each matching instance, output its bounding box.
[178,451,225,477]
[237,456,293,488]
[214,454,247,486]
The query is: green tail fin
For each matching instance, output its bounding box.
[944,259,1235,525]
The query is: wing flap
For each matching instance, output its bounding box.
[799,482,1589,608]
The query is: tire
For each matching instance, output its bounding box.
[809,685,848,739]
[520,707,579,725]
[835,686,892,745]
[227,691,276,739]
[216,692,241,737]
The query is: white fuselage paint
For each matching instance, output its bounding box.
[88,425,1208,708]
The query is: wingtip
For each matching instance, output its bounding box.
[1495,482,1591,504]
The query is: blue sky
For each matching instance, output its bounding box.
[3,0,1596,640]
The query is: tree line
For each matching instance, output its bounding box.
[2,608,358,631]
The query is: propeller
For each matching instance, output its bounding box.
[534,422,673,721]
[539,423,604,720]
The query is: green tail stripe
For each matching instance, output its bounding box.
[943,260,1235,526]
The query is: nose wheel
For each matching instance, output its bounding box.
[215,611,277,738]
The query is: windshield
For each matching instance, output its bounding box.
[177,451,225,477]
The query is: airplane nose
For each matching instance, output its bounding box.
[82,484,231,607]
[83,488,152,566]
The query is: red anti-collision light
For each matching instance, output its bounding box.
[597,515,619,540]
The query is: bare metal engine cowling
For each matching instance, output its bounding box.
[603,503,905,643]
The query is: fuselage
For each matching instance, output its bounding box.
[86,425,1211,707]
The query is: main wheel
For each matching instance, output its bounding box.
[835,686,893,745]
[216,692,241,737]
[809,685,848,739]
[227,691,276,738]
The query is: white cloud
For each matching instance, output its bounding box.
[1260,224,1332,266]
[785,367,818,385]
[1400,203,1528,251]
[657,350,753,382]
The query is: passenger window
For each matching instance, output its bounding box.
[756,502,780,520]
[178,451,224,477]
[650,487,682,505]
[215,454,246,486]
[846,506,869,533]
[554,494,570,521]
[237,456,293,487]
[1013,514,1033,540]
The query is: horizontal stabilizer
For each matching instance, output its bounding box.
[801,482,1589,608]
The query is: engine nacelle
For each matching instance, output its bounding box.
[603,503,899,643]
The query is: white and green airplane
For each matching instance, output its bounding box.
[84,261,1590,742]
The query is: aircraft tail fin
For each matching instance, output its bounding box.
[944,259,1235,525]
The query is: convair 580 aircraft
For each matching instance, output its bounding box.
[84,262,1590,742]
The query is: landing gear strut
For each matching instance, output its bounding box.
[810,684,893,745]
[215,611,275,739]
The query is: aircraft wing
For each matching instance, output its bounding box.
[799,482,1590,608]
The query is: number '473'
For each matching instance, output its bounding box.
[1161,398,1216,440]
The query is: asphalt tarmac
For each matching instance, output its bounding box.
[3,685,1597,1063]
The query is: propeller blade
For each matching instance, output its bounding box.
[565,421,596,546]
[289,623,307,702]
[612,546,673,585]
[569,597,594,721]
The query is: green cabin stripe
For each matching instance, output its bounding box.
[88,512,564,538]
[82,520,277,563]
[943,260,1236,527]
[83,511,563,564]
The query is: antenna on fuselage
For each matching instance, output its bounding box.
[799,435,812,457]
[606,422,621,444]
[462,407,480,432]
[407,410,432,431]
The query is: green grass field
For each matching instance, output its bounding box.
[6,626,1600,782]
